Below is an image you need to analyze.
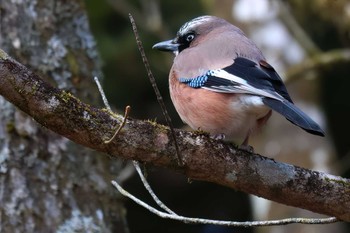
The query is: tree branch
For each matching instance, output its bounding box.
[285,48,350,84]
[111,180,338,226]
[0,49,349,221]
[277,1,321,56]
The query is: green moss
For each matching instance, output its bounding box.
[145,118,158,125]
[59,91,76,103]
[6,121,15,133]
[145,119,169,133]
[101,108,111,113]
[325,177,350,188]
[65,50,79,76]
[59,91,69,103]
[0,49,9,60]
[156,123,169,133]
[29,82,39,95]
[101,108,120,119]
[193,128,210,137]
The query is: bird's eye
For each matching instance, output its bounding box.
[176,32,196,53]
[185,33,195,42]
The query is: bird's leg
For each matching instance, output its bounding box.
[239,133,254,153]
[239,111,272,153]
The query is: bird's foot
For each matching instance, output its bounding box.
[239,144,254,153]
[211,133,226,140]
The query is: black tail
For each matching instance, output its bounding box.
[263,98,325,136]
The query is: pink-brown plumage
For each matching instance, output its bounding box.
[170,73,271,143]
[167,17,271,144]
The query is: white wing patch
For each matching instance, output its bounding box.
[240,95,264,106]
[203,69,284,101]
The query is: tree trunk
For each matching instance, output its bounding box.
[0,1,128,232]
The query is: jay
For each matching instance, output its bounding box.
[153,15,324,146]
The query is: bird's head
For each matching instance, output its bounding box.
[153,15,229,56]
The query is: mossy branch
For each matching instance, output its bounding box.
[0,49,349,221]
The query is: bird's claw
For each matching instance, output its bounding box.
[211,133,226,140]
[239,144,254,153]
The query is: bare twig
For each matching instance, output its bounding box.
[285,48,350,84]
[277,1,320,56]
[94,76,112,111]
[94,75,175,213]
[132,161,177,215]
[94,76,134,184]
[128,13,183,166]
[106,0,143,29]
[115,162,135,184]
[106,0,171,38]
[104,105,131,144]
[111,180,338,227]
[93,76,131,144]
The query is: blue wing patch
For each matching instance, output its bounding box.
[179,71,238,89]
[179,75,208,88]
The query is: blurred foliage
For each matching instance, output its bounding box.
[288,0,350,174]
[288,0,349,50]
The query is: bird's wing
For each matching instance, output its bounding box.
[179,57,286,101]
[263,98,325,136]
[179,57,325,136]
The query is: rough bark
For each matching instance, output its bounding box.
[0,50,349,222]
[0,1,128,232]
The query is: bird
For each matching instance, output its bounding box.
[153,15,324,148]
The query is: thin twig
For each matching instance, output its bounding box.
[285,48,350,84]
[94,76,131,144]
[277,1,320,56]
[133,161,177,215]
[111,180,338,227]
[104,105,131,144]
[94,76,112,111]
[128,13,183,166]
[115,162,136,184]
[94,75,176,213]
[94,76,132,233]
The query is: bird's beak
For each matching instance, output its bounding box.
[152,39,180,52]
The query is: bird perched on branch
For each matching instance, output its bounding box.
[153,15,324,148]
